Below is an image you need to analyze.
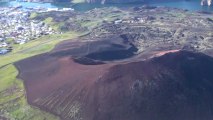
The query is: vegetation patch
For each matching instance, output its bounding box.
[29,12,38,19]
[0,65,60,120]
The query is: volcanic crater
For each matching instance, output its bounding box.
[15,34,213,120]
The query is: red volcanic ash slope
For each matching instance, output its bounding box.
[15,40,213,120]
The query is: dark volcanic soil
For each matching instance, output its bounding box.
[15,36,213,120]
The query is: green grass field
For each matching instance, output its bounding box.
[29,12,38,19]
[42,17,66,31]
[0,32,80,67]
[0,65,60,120]
[0,32,82,120]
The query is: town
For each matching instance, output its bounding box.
[0,6,73,55]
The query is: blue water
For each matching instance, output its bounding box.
[0,0,213,12]
[0,1,72,8]
[150,0,213,11]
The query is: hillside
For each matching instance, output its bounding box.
[15,35,213,120]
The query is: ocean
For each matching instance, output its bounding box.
[0,0,212,12]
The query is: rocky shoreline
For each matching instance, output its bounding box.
[201,0,212,6]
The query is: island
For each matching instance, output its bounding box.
[0,4,212,120]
